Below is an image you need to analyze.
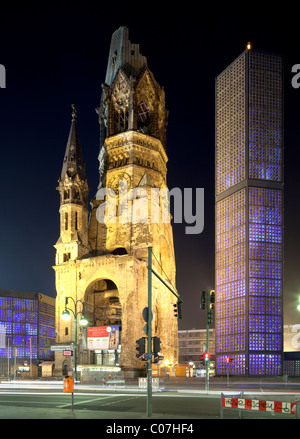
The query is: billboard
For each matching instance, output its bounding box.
[87,326,119,350]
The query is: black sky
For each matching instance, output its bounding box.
[0,1,299,329]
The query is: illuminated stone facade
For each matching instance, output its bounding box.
[53,27,178,376]
[215,49,283,376]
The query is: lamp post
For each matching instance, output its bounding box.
[61,297,88,381]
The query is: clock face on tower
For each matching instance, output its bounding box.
[108,172,131,195]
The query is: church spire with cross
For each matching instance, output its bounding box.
[55,104,90,264]
[60,104,87,182]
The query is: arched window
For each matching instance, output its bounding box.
[137,101,150,133]
[73,188,80,201]
[64,189,70,201]
[75,211,78,231]
[115,107,128,133]
[64,212,68,231]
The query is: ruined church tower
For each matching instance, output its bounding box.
[54,27,178,377]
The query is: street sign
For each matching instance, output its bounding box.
[51,345,73,351]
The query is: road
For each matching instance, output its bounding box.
[0,390,219,419]
[0,380,299,421]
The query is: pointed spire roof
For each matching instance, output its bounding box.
[138,171,155,187]
[61,105,86,180]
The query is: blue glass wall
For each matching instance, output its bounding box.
[0,296,56,361]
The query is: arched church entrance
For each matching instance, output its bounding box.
[82,279,121,367]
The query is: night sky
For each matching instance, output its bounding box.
[0,2,299,330]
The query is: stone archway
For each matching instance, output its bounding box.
[81,279,122,367]
[84,279,121,327]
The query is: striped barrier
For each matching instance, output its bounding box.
[138,378,160,389]
[221,392,299,418]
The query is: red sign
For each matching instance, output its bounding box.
[87,326,108,338]
[63,350,72,356]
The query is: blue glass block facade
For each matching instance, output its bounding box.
[0,292,56,362]
[215,50,283,376]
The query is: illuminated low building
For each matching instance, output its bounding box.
[0,289,56,376]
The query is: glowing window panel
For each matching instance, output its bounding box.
[216,354,246,375]
[15,347,25,358]
[266,315,281,333]
[249,278,265,296]
[0,310,12,322]
[266,334,281,351]
[39,325,56,338]
[13,323,25,334]
[250,161,265,179]
[249,333,265,350]
[39,348,53,360]
[231,333,246,351]
[26,300,38,312]
[26,335,37,347]
[26,324,37,336]
[249,297,265,314]
[25,312,38,324]
[12,298,26,311]
[12,335,25,346]
[249,315,265,332]
[249,224,265,241]
[266,298,281,315]
[13,311,25,322]
[266,279,281,296]
[1,322,11,335]
[249,354,265,375]
[265,354,282,375]
[0,297,12,309]
[25,347,37,358]
[266,244,281,261]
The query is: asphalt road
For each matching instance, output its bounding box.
[0,386,298,421]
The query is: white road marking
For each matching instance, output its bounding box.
[57,395,113,408]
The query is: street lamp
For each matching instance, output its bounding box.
[62,309,71,321]
[61,297,88,381]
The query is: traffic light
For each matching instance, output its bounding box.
[136,337,146,360]
[209,290,215,309]
[200,290,206,310]
[173,303,178,317]
[177,301,182,319]
[173,301,183,319]
[204,352,210,362]
[152,336,164,363]
[152,336,162,354]
[207,308,213,324]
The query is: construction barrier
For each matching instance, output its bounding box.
[102,376,125,387]
[221,392,299,418]
[138,378,159,389]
